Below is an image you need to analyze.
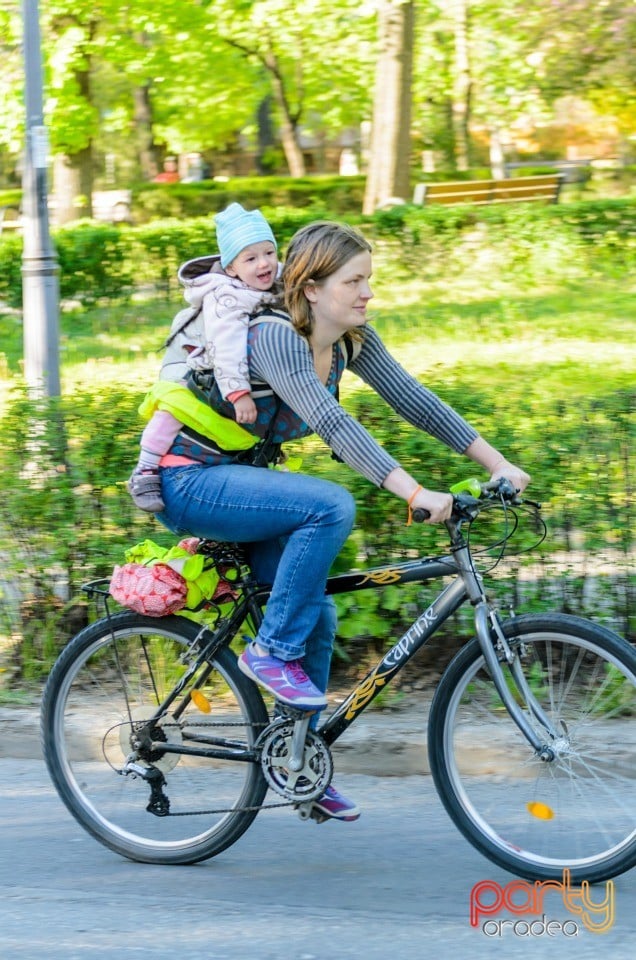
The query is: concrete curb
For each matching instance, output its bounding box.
[0,705,430,776]
[3,706,634,779]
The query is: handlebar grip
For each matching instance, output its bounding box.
[411,508,431,523]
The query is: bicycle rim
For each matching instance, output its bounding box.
[41,612,269,864]
[429,614,636,882]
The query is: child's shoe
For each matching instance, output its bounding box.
[127,470,165,513]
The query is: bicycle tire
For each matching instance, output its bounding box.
[41,611,269,865]
[428,613,636,882]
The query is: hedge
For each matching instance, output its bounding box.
[1,197,635,308]
[0,378,632,684]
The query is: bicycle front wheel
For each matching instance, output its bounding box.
[41,611,269,864]
[428,613,636,882]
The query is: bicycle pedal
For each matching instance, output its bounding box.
[273,701,318,722]
[295,802,328,824]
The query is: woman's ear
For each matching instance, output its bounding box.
[303,280,317,303]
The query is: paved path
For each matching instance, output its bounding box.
[1,757,635,960]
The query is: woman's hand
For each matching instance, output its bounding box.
[463,440,531,495]
[410,487,453,524]
[489,459,531,493]
[382,468,453,524]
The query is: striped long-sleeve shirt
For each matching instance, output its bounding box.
[243,317,479,487]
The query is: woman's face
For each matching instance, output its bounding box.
[306,251,373,333]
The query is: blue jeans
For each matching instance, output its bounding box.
[159,464,355,695]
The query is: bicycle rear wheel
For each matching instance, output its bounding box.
[428,613,636,882]
[41,611,269,864]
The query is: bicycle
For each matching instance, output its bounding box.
[41,478,636,882]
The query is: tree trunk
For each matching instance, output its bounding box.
[363,0,414,215]
[452,0,471,171]
[264,49,306,177]
[256,95,276,174]
[52,155,81,225]
[489,125,505,179]
[52,64,93,224]
[133,83,158,180]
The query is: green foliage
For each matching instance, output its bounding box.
[1,372,630,686]
[0,384,168,676]
[593,663,636,717]
[0,196,634,687]
[131,176,367,223]
[54,222,136,304]
[131,218,218,294]
[0,190,22,208]
[0,231,23,308]
[1,194,634,309]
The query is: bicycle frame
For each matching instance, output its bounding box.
[157,550,466,758]
[237,531,558,754]
[320,554,467,744]
[94,510,559,771]
[319,546,558,754]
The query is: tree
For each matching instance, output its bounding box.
[0,0,376,191]
[363,0,415,214]
[451,0,472,170]
[520,0,636,141]
[211,0,375,177]
[1,0,632,203]
[47,10,99,221]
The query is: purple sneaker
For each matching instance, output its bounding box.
[312,784,361,822]
[238,642,327,710]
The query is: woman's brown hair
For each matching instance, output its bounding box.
[282,221,372,337]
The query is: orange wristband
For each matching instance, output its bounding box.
[406,485,423,526]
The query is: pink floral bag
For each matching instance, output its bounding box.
[109,561,188,616]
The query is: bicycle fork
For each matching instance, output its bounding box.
[474,602,560,761]
[451,530,561,761]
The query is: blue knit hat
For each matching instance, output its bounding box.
[215,202,277,269]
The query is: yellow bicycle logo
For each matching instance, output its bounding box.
[358,569,402,586]
[344,664,399,719]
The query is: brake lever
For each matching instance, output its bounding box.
[483,477,516,498]
[452,493,481,520]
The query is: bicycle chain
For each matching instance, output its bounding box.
[167,799,295,816]
[138,717,300,817]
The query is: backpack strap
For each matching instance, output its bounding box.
[339,334,361,367]
[249,308,361,368]
[163,305,202,350]
[247,309,294,397]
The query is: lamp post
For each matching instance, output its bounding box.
[21,0,60,398]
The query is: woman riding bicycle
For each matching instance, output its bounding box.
[156,220,530,822]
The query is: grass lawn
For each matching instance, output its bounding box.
[1,275,634,407]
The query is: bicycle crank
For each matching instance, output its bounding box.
[257,718,333,804]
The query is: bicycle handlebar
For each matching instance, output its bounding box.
[411,477,523,525]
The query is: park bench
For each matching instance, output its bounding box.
[412,173,564,207]
[0,206,21,234]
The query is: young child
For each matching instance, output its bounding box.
[128,203,281,512]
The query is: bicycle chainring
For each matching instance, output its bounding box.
[258,720,333,804]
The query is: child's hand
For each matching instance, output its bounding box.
[233,394,257,424]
